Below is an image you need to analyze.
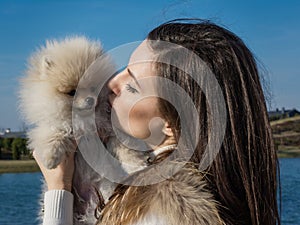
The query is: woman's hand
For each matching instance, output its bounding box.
[33,150,75,192]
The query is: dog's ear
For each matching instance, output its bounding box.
[41,55,55,79]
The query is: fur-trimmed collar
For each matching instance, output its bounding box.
[97,162,225,225]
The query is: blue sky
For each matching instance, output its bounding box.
[0,0,299,130]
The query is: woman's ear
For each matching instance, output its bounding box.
[162,122,174,137]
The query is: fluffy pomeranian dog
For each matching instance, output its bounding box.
[19,36,147,224]
[19,36,107,169]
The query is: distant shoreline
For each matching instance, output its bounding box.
[1,116,299,173]
[277,150,300,158]
[0,160,40,174]
[1,153,299,174]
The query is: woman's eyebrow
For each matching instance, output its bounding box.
[127,68,141,89]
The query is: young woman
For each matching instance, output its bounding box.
[35,19,281,225]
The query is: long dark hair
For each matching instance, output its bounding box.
[147,19,280,225]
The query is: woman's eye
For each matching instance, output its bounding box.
[125,84,139,93]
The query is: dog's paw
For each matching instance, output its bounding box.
[43,149,64,169]
[42,136,76,169]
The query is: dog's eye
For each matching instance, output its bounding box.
[67,90,76,96]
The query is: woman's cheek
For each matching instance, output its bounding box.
[112,95,161,139]
[129,98,161,139]
[128,103,150,138]
[111,97,142,136]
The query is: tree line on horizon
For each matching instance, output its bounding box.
[0,138,30,160]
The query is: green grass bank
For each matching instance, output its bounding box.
[0,160,40,174]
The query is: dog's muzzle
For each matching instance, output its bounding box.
[73,96,97,112]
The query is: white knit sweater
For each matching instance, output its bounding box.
[43,190,74,225]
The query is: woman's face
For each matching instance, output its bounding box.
[107,42,166,144]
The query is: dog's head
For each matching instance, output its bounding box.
[36,37,102,99]
[20,36,114,138]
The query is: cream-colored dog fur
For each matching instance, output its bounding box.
[19,37,105,168]
[19,36,147,224]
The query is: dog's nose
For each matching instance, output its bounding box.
[85,97,95,106]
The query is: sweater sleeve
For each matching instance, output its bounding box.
[43,189,74,225]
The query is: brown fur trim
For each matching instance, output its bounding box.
[98,162,225,225]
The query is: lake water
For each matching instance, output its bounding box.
[0,172,43,225]
[279,158,300,225]
[0,158,299,225]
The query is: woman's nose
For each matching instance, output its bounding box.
[107,74,121,96]
[107,69,127,96]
